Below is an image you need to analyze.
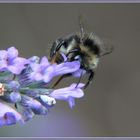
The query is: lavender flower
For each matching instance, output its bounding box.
[0,46,85,127]
[0,101,23,127]
[72,69,86,78]
[50,83,85,108]
[0,47,29,74]
[29,56,80,83]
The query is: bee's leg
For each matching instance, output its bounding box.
[52,40,65,56]
[75,70,84,88]
[15,103,18,109]
[52,73,72,88]
[84,70,94,89]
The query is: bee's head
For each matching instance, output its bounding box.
[50,34,81,62]
[50,38,63,58]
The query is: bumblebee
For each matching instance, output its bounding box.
[50,22,113,89]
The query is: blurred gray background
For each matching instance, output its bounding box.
[0,3,140,137]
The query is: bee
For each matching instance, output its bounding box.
[50,20,113,89]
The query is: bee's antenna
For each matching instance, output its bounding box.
[78,16,85,43]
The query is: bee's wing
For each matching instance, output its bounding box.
[99,39,114,57]
[89,32,114,57]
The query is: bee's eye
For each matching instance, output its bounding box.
[62,42,68,48]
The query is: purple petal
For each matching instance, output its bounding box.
[30,63,40,72]
[28,56,40,64]
[54,61,80,75]
[30,72,43,81]
[40,56,50,67]
[21,95,48,115]
[50,83,85,107]
[60,52,67,62]
[22,108,34,122]
[51,83,85,98]
[0,101,23,127]
[9,92,21,103]
[73,69,86,77]
[0,60,7,70]
[0,50,7,60]
[43,61,80,83]
[0,117,5,127]
[70,83,85,89]
[7,57,29,74]
[68,97,75,109]
[43,66,55,82]
[13,57,29,65]
[8,64,25,74]
[7,47,18,59]
[3,112,16,125]
[0,112,17,126]
[8,81,20,91]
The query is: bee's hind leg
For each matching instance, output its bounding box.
[15,103,17,109]
[52,73,72,88]
[75,70,84,88]
[84,70,94,89]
